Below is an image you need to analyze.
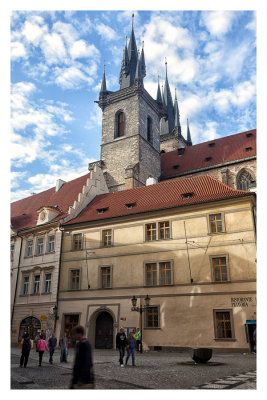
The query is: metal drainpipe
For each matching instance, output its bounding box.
[11,231,23,334]
[54,225,64,333]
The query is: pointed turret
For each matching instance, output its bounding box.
[100,64,107,92]
[139,41,146,80]
[174,88,182,136]
[119,14,141,89]
[156,76,163,104]
[160,60,175,135]
[187,117,192,145]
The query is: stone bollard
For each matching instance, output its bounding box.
[190,348,213,363]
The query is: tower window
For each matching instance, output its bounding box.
[147,117,153,144]
[115,111,125,138]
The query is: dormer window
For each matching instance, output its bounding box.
[97,207,109,214]
[246,133,253,138]
[36,206,61,225]
[245,147,252,152]
[125,202,136,209]
[173,165,180,170]
[181,192,193,200]
[178,148,185,156]
[208,143,215,147]
[205,157,212,162]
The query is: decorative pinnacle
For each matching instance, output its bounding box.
[132,13,134,29]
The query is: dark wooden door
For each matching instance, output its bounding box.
[95,312,113,349]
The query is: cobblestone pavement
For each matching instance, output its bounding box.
[11,346,256,390]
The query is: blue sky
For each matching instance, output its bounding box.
[10,7,257,202]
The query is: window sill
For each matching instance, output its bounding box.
[212,280,230,284]
[30,293,40,296]
[214,338,236,342]
[144,327,161,330]
[208,231,226,236]
[41,291,51,295]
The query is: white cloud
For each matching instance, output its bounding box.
[52,21,79,46]
[200,11,236,37]
[41,33,67,65]
[54,66,94,89]
[95,22,117,41]
[70,40,100,60]
[10,171,27,190]
[22,21,45,45]
[11,41,27,60]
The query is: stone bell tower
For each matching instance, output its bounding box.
[96,15,164,192]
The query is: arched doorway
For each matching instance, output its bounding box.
[19,316,41,340]
[95,312,113,349]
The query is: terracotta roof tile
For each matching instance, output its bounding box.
[11,173,91,231]
[161,129,256,179]
[64,175,253,226]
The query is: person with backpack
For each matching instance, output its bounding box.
[19,333,32,368]
[36,335,48,366]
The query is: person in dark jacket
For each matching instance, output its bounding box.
[116,327,128,367]
[19,333,32,368]
[48,332,57,364]
[70,325,94,389]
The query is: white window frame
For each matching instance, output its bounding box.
[48,235,55,253]
[36,237,44,255]
[33,274,40,294]
[44,273,52,293]
[23,276,29,295]
[26,240,33,257]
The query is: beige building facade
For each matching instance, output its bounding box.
[56,188,256,352]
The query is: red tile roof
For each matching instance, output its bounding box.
[161,129,256,179]
[11,173,91,231]
[64,175,253,226]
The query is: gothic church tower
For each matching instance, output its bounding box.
[96,15,163,192]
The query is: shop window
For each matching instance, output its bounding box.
[145,306,159,328]
[48,235,55,253]
[64,314,79,347]
[214,311,233,339]
[209,213,224,234]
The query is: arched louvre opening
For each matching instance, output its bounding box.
[237,170,256,191]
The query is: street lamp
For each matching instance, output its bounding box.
[131,295,150,353]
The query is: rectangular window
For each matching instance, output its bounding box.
[73,234,82,250]
[146,306,159,328]
[23,276,29,295]
[145,263,157,286]
[102,230,112,247]
[11,244,14,261]
[100,267,111,288]
[71,270,80,290]
[145,223,157,241]
[159,221,170,240]
[212,257,228,282]
[37,238,44,255]
[33,275,40,294]
[215,311,232,338]
[45,273,51,293]
[159,262,172,285]
[209,213,223,233]
[48,236,55,253]
[26,240,33,257]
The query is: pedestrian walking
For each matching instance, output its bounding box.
[19,333,32,368]
[48,332,57,364]
[116,327,128,367]
[69,325,95,389]
[136,328,141,353]
[252,327,256,354]
[125,332,136,366]
[59,332,68,362]
[36,335,48,366]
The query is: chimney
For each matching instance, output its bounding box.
[55,179,66,192]
[146,176,157,186]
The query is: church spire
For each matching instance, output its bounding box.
[161,59,175,135]
[174,88,181,135]
[156,75,163,104]
[119,14,142,89]
[187,117,192,145]
[99,63,107,100]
